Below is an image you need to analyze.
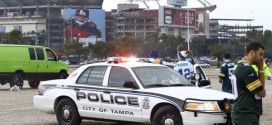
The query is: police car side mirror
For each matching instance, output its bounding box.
[123,81,139,89]
[198,80,211,87]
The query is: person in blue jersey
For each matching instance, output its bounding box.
[219,53,235,93]
[174,46,193,81]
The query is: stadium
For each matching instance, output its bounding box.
[0,0,104,49]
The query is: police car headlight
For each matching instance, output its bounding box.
[185,101,220,112]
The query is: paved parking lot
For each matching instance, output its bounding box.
[0,67,271,125]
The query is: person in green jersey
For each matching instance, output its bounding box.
[231,42,266,125]
[219,53,235,93]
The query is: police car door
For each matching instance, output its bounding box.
[74,66,108,119]
[102,66,142,122]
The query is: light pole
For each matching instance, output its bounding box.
[204,10,210,38]
[186,8,191,51]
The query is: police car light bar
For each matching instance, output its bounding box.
[107,57,150,63]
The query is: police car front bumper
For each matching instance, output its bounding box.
[181,111,228,125]
[33,95,55,114]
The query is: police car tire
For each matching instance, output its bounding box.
[56,98,82,125]
[152,105,183,125]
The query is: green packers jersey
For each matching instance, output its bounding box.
[232,61,264,115]
[219,62,235,90]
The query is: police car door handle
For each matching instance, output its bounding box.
[103,91,111,94]
[74,88,80,91]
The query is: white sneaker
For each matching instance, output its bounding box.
[10,85,20,91]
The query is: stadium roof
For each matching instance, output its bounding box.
[119,8,145,12]
[0,0,103,9]
[192,5,217,12]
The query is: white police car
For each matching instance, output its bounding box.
[34,58,234,125]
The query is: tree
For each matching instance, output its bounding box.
[114,36,138,56]
[8,30,22,44]
[0,33,8,44]
[145,32,160,44]
[104,41,115,57]
[90,41,107,58]
[263,30,272,46]
[63,41,90,57]
[228,37,239,59]
[159,35,176,58]
[191,36,206,57]
[246,29,263,42]
[37,30,47,45]
[209,44,228,67]
[262,30,272,58]
[209,44,228,59]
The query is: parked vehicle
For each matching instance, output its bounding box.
[34,57,234,125]
[199,59,210,64]
[198,61,211,68]
[0,44,68,89]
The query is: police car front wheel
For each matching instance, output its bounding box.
[56,98,82,125]
[152,105,183,125]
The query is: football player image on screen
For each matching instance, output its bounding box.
[65,9,101,41]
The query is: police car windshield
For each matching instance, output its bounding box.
[132,66,192,88]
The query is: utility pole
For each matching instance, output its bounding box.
[186,9,191,50]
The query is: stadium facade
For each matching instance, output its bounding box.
[106,4,263,43]
[106,4,216,42]
[209,18,263,43]
[0,0,103,49]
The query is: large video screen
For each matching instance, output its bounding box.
[159,6,196,28]
[63,8,105,45]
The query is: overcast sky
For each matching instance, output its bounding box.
[102,0,272,30]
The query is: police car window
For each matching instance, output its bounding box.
[77,66,107,86]
[77,67,92,84]
[132,66,191,88]
[87,66,107,85]
[108,67,135,88]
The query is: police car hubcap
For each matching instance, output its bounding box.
[164,118,174,125]
[63,106,71,120]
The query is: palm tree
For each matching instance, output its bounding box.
[8,30,22,44]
